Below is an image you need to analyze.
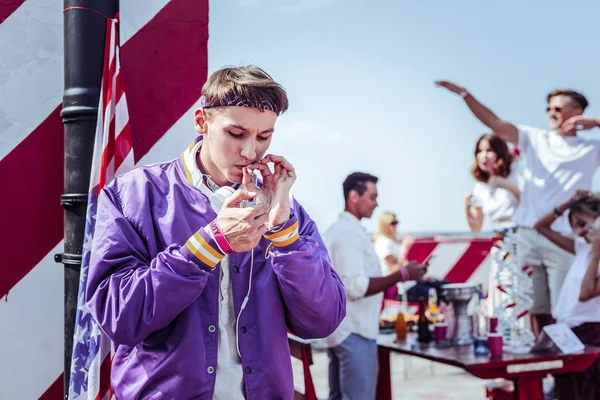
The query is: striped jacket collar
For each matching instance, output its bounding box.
[180,136,261,192]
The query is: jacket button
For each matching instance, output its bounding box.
[208,325,216,333]
[232,265,240,274]
[240,326,247,334]
[244,367,252,374]
[207,366,215,374]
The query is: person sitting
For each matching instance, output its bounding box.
[534,190,600,400]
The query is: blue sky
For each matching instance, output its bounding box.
[208,0,600,234]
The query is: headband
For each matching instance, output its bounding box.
[199,94,281,115]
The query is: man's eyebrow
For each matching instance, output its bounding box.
[228,124,274,134]
[228,124,248,132]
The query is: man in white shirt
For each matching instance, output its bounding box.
[316,172,428,400]
[436,81,600,333]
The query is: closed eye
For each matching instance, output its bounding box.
[228,131,243,138]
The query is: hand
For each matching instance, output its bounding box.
[587,228,600,255]
[243,154,296,228]
[465,194,477,209]
[561,116,600,135]
[435,80,466,96]
[488,176,510,189]
[404,261,428,281]
[216,189,270,252]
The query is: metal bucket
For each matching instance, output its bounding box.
[441,283,477,345]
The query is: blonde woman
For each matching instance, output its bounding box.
[374,211,415,300]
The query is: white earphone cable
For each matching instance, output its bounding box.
[235,248,254,358]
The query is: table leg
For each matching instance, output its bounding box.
[513,376,544,400]
[376,347,392,400]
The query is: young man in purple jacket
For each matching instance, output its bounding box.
[85,65,346,399]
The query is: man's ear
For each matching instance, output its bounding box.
[194,108,209,134]
[347,190,359,204]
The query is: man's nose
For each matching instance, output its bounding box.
[240,139,256,161]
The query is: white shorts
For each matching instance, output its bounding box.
[517,227,575,315]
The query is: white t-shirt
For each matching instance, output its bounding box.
[553,239,600,327]
[513,125,600,233]
[471,162,524,229]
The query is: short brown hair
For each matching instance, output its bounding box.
[471,134,513,182]
[201,65,289,119]
[547,89,589,111]
[343,172,378,202]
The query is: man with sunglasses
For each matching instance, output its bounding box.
[436,81,600,335]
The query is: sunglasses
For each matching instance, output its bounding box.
[546,106,562,113]
[390,220,399,226]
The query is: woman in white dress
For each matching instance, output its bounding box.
[465,134,523,315]
[373,211,415,300]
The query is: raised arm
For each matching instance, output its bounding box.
[561,115,600,136]
[533,203,577,255]
[534,190,592,255]
[435,81,519,145]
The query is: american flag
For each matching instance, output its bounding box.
[68,14,134,400]
[0,1,208,397]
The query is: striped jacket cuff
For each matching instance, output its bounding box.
[264,215,300,248]
[182,227,226,269]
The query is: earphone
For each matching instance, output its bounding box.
[209,185,237,213]
[236,249,253,358]
[192,177,256,358]
[186,141,258,356]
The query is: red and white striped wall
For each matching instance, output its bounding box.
[0,1,208,398]
[407,236,498,290]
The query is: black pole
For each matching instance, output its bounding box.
[58,0,117,396]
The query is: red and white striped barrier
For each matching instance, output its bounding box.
[407,236,499,291]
